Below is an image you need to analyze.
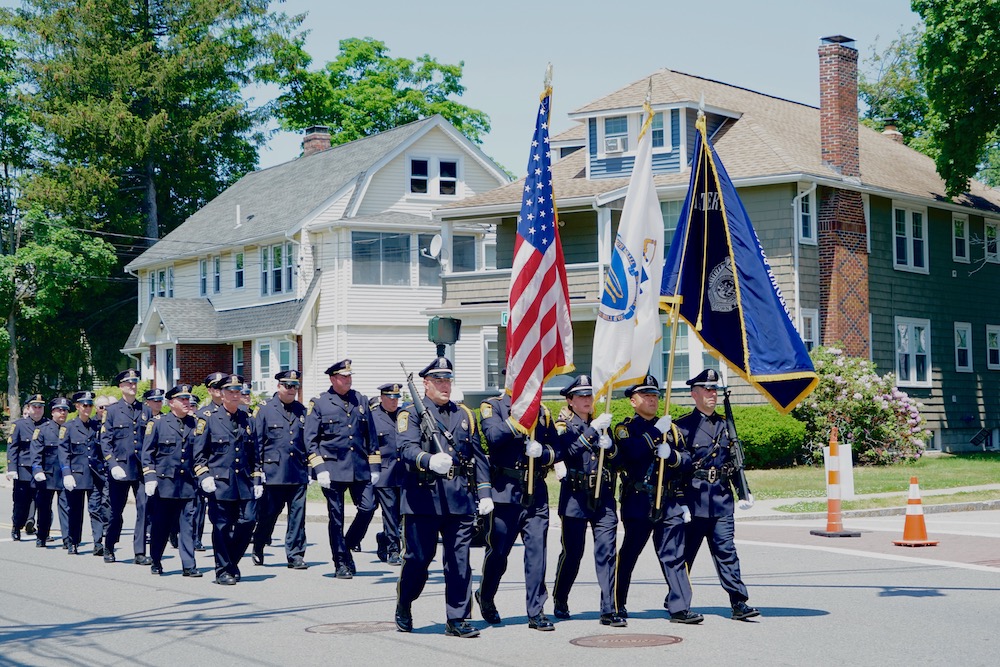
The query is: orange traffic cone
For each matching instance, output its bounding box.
[811,426,860,538]
[893,477,938,547]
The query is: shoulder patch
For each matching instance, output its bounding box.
[195,419,206,436]
[614,423,629,440]
[480,402,493,419]
[555,421,567,436]
[397,411,409,434]
[145,421,155,435]
[459,405,476,435]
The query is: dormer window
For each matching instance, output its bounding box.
[408,157,462,197]
[604,116,628,153]
[651,113,664,148]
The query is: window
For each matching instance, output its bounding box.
[893,205,928,273]
[409,158,428,194]
[799,191,817,244]
[955,322,973,372]
[953,215,969,263]
[258,342,271,380]
[148,273,155,304]
[167,267,174,297]
[895,317,931,387]
[800,309,819,352]
[661,320,720,388]
[234,345,244,377]
[408,157,461,197]
[261,243,294,295]
[604,116,628,152]
[352,232,410,285]
[988,326,1000,370]
[484,330,500,389]
[279,340,293,372]
[234,251,244,289]
[986,221,999,264]
[650,112,664,149]
[439,160,457,196]
[418,233,441,286]
[453,234,476,272]
[212,256,221,293]
[156,269,166,298]
[199,259,208,296]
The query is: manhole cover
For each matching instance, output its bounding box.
[569,634,682,648]
[306,621,398,634]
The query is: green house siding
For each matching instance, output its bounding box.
[495,210,598,269]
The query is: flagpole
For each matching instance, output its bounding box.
[655,303,682,513]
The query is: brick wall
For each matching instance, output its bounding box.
[819,37,860,178]
[177,344,234,386]
[818,187,869,357]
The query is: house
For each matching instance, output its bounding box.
[122,116,510,400]
[430,36,1000,453]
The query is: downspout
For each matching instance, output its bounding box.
[592,200,611,309]
[790,182,817,328]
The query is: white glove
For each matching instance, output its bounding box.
[259,472,267,485]
[478,497,495,516]
[370,471,380,485]
[253,485,264,500]
[654,414,672,433]
[200,476,217,494]
[681,505,692,523]
[429,452,453,475]
[33,471,46,482]
[63,475,77,492]
[6,470,17,481]
[316,471,331,489]
[554,461,567,481]
[590,412,613,431]
[738,493,755,511]
[110,465,127,481]
[525,439,542,459]
[144,480,157,496]
[597,434,612,450]
[656,442,672,459]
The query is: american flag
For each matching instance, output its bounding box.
[505,86,574,431]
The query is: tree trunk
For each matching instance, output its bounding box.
[7,305,19,420]
[145,156,158,245]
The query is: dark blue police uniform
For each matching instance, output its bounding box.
[7,396,47,540]
[30,398,72,548]
[58,393,101,553]
[370,382,405,564]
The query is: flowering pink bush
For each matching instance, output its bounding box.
[792,346,930,465]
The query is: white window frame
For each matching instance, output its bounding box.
[212,255,221,293]
[986,220,999,264]
[148,272,155,304]
[895,316,931,388]
[484,328,499,390]
[253,338,297,393]
[954,322,973,373]
[987,325,1000,370]
[798,191,817,245]
[892,203,929,274]
[953,214,970,263]
[406,156,463,198]
[351,231,411,286]
[233,344,245,377]
[199,259,208,296]
[800,308,819,352]
[167,266,174,297]
[260,243,294,296]
[661,318,721,390]
[601,115,629,155]
[234,250,245,289]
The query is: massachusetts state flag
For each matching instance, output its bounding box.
[661,114,817,414]
[505,84,574,431]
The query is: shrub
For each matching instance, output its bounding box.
[729,404,806,469]
[792,345,930,465]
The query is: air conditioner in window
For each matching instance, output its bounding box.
[604,136,627,153]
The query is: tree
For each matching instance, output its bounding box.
[276,37,490,147]
[913,0,1000,196]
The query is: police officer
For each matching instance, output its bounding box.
[57,391,102,555]
[304,359,378,578]
[674,369,760,621]
[193,374,263,585]
[141,388,165,544]
[612,375,701,624]
[99,369,151,564]
[30,397,72,549]
[550,375,624,627]
[142,384,202,577]
[475,387,559,631]
[394,357,487,638]
[370,382,405,566]
[251,370,310,570]
[6,394,46,541]
[193,372,228,551]
[89,396,113,555]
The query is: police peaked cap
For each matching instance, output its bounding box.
[325,359,353,376]
[26,393,45,406]
[686,368,721,387]
[625,374,661,397]
[379,383,402,398]
[220,374,245,390]
[418,357,454,378]
[72,391,96,405]
[114,369,140,384]
[204,371,227,389]
[275,370,301,384]
[50,397,71,411]
[143,388,165,401]
[560,374,593,397]
[165,384,194,400]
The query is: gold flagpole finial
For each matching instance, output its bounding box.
[544,63,553,89]
[698,93,705,120]
[645,77,653,107]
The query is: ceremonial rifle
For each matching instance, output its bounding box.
[401,363,448,456]
[721,388,752,501]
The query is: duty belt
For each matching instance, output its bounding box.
[494,464,546,484]
[622,475,678,497]
[418,464,465,484]
[693,467,722,483]
[566,468,612,492]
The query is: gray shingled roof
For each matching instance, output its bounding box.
[126,117,439,270]
[441,68,1000,214]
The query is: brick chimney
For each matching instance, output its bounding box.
[882,119,905,144]
[302,125,331,157]
[818,35,859,178]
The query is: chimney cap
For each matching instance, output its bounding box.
[304,125,330,135]
[820,35,856,48]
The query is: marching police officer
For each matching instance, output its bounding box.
[142,384,202,577]
[475,388,559,631]
[30,397,72,549]
[550,375,624,627]
[304,359,378,578]
[193,372,228,552]
[99,369,151,564]
[6,394,46,541]
[193,374,263,585]
[674,369,760,621]
[395,357,487,638]
[251,370,310,570]
[89,396,113,556]
[57,392,102,555]
[370,382,405,566]
[141,388,165,544]
[612,375,701,624]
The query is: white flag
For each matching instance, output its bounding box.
[592,102,664,401]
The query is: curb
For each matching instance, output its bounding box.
[738,498,1000,522]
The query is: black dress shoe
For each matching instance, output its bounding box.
[444,620,480,638]
[475,590,501,624]
[62,540,69,549]
[67,544,79,555]
[334,564,353,579]
[92,543,105,557]
[233,570,241,582]
[169,534,178,549]
[215,572,237,585]
[348,543,361,553]
[251,549,264,566]
[375,532,389,562]
[387,551,402,566]
[348,560,357,575]
[134,554,152,565]
[150,563,163,575]
[600,613,627,628]
[669,610,705,624]
[104,550,116,563]
[528,614,555,631]
[553,600,571,619]
[618,606,628,619]
[24,518,35,535]
[395,605,412,633]
[183,568,203,578]
[287,556,309,570]
[11,528,20,541]
[35,539,45,548]
[194,542,206,552]
[731,601,760,621]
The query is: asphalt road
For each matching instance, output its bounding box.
[1,492,997,666]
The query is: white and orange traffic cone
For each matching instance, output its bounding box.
[811,426,860,538]
[892,476,939,547]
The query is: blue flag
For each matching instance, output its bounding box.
[661,114,817,414]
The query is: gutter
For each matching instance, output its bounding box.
[790,181,817,326]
